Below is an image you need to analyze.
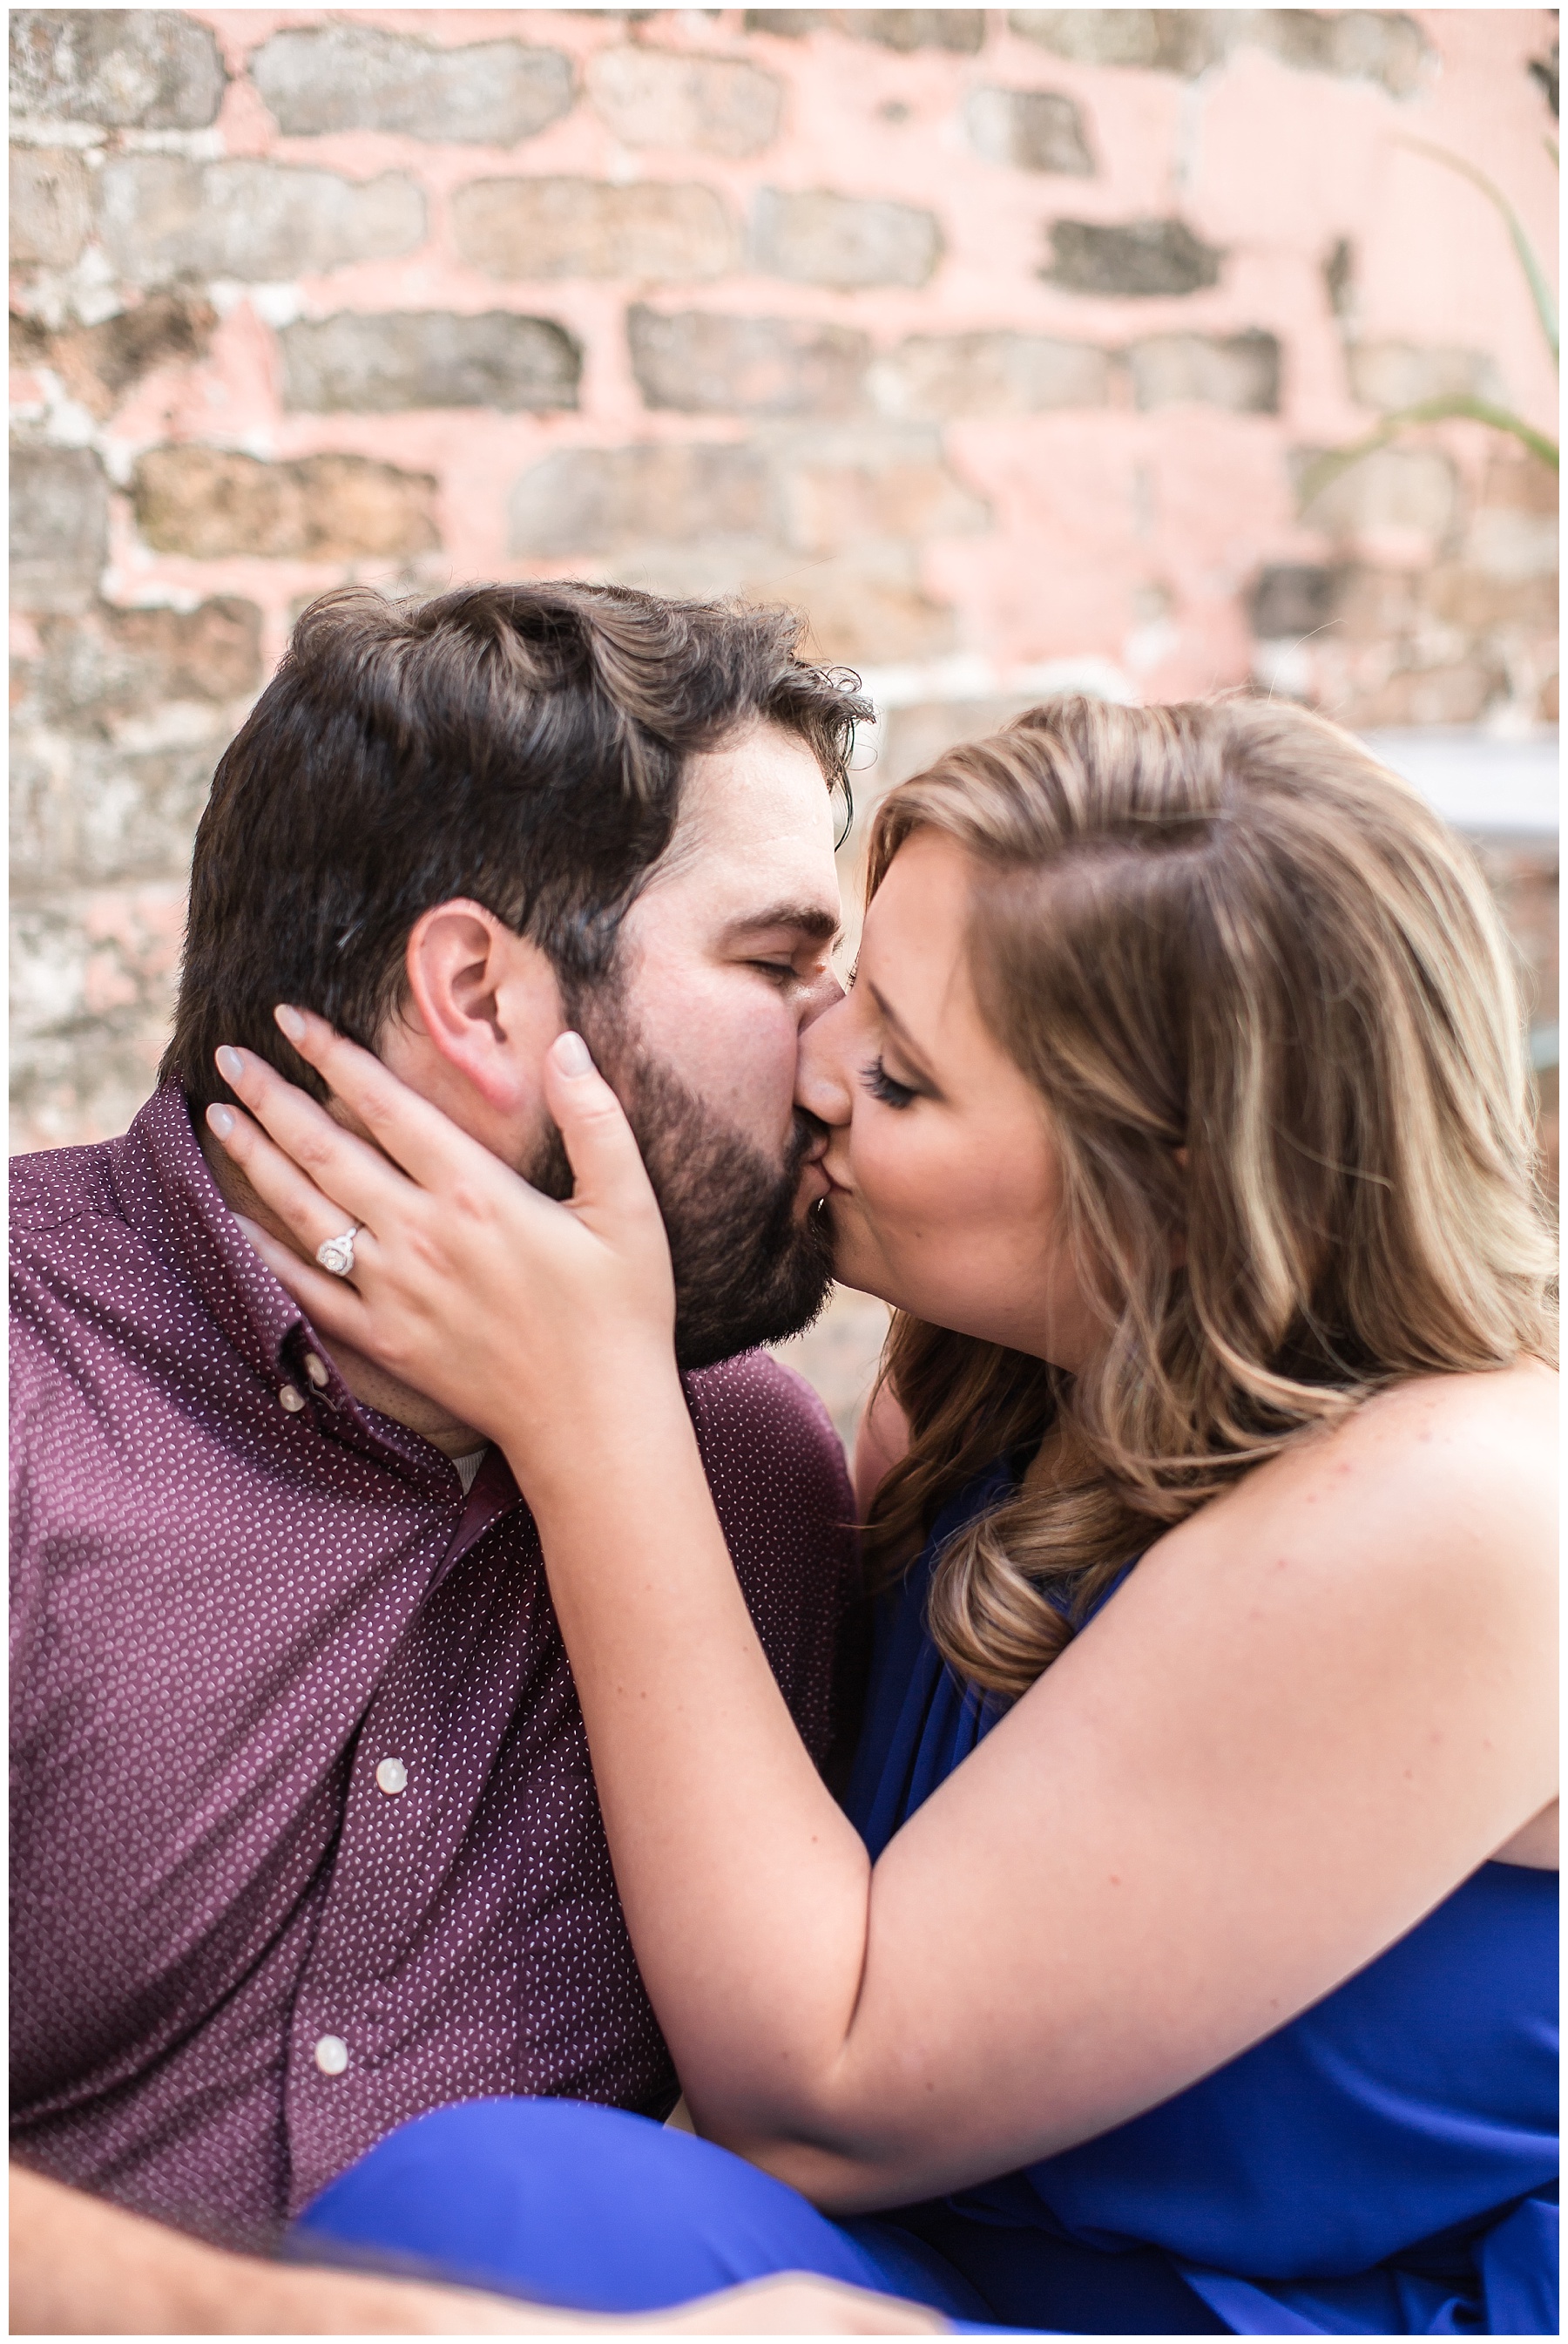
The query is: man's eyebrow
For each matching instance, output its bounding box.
[720,902,841,948]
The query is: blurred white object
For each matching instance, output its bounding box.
[1359,729,1559,837]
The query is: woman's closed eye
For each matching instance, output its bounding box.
[862,1057,919,1109]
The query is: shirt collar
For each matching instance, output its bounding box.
[116,1082,490,1499]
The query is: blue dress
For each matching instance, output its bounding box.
[841,1460,1558,2334]
[293,1462,1557,2334]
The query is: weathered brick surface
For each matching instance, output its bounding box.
[758,546,957,665]
[779,433,990,556]
[1252,10,1429,98]
[751,188,942,288]
[510,443,771,556]
[280,311,581,415]
[1347,342,1503,411]
[629,306,869,416]
[747,12,985,53]
[39,292,218,421]
[880,330,1111,416]
[1010,10,1226,77]
[1248,563,1339,641]
[133,447,439,560]
[965,86,1094,175]
[1010,10,1430,95]
[97,157,426,285]
[10,145,91,269]
[1298,444,1459,545]
[1044,217,1224,297]
[1130,331,1281,414]
[10,885,189,1149]
[13,735,226,891]
[10,9,223,127]
[453,178,740,282]
[587,47,781,157]
[7,8,1557,1156]
[252,24,571,143]
[11,446,108,612]
[24,600,264,731]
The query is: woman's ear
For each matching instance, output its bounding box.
[395,900,565,1124]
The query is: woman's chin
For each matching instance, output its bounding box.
[823,1239,903,1317]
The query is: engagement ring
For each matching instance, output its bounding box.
[315,1225,360,1278]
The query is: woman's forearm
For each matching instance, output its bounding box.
[511,1376,879,2151]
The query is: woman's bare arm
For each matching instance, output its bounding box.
[208,1021,1558,2216]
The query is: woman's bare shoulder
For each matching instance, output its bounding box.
[1221,1358,1557,1567]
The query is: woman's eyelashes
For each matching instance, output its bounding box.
[862,1056,919,1109]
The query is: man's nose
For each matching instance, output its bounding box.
[794,988,855,1129]
[798,962,846,1030]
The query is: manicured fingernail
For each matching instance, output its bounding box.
[215,1045,245,1087]
[274,1004,307,1043]
[553,1031,592,1077]
[206,1102,235,1140]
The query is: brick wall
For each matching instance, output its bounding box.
[10,7,1559,1155]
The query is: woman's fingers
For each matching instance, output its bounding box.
[544,1033,663,1233]
[229,1216,379,1352]
[207,1092,380,1270]
[214,1044,412,1232]
[274,1004,495,1193]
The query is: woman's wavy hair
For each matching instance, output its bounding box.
[862,694,1557,1698]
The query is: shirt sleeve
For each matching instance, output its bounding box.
[683,1352,862,1773]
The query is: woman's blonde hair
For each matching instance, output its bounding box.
[862,694,1557,1697]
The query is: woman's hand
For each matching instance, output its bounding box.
[205,1007,679,1487]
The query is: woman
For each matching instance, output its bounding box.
[208,696,1557,2334]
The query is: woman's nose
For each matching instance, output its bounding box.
[795,990,855,1129]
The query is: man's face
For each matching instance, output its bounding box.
[548,723,845,1369]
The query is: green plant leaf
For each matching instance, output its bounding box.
[1395,135,1558,364]
[1299,396,1558,511]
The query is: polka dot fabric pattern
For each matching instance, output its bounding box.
[10,1083,858,2251]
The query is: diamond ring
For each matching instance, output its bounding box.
[315,1225,361,1278]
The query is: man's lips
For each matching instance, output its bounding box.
[798,1157,833,1206]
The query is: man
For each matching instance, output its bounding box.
[10,584,893,2332]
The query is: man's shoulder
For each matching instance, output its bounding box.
[685,1350,852,1521]
[686,1354,861,1760]
[10,1136,123,1242]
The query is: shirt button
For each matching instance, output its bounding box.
[278,1385,305,1412]
[375,1757,408,1797]
[304,1352,329,1388]
[314,2034,349,2076]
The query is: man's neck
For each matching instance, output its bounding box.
[197,1124,488,1461]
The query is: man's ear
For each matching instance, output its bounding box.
[399,901,564,1119]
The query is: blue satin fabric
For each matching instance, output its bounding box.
[291,2094,1012,2327]
[841,1460,1559,2334]
[294,1460,1557,2334]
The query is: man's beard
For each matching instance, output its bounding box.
[524,1004,835,1373]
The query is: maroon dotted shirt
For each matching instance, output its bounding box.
[10,1083,857,2249]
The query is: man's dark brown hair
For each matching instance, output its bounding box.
[165,579,868,1115]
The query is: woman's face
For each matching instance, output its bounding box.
[796,829,1102,1372]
